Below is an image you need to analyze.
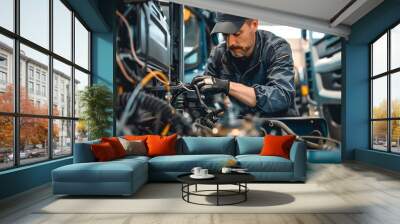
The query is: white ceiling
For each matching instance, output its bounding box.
[171,0,384,38]
[227,0,353,22]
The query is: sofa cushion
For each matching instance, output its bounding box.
[179,137,235,155]
[147,134,177,157]
[91,142,118,161]
[118,138,147,156]
[149,154,235,172]
[124,135,148,141]
[52,158,147,183]
[101,137,127,158]
[260,135,296,159]
[236,155,293,172]
[236,137,264,155]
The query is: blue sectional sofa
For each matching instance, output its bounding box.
[52,137,306,196]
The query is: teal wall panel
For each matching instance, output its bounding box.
[92,32,114,89]
[0,158,72,199]
[343,43,369,159]
[91,0,116,135]
[91,31,115,136]
[355,148,400,172]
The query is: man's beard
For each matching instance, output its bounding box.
[229,46,250,57]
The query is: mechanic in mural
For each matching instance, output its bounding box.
[192,13,297,117]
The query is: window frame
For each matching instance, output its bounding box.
[369,20,400,154]
[0,0,92,171]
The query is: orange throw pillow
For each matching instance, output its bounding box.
[91,142,117,161]
[101,137,127,158]
[124,135,148,141]
[146,134,177,157]
[259,135,296,159]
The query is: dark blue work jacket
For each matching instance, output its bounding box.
[205,30,298,117]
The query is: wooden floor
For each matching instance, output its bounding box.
[1,162,400,224]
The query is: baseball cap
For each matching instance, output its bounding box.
[211,13,249,35]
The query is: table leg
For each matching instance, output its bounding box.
[181,184,183,199]
[245,183,247,201]
[187,184,190,202]
[217,184,219,206]
[195,184,197,192]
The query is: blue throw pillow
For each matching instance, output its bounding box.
[180,137,235,155]
[236,137,264,155]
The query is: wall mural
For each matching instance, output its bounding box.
[115,1,342,154]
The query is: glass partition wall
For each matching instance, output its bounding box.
[370,23,400,153]
[0,0,91,170]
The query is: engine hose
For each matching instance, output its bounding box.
[262,119,322,149]
[193,84,211,113]
[118,91,192,134]
[201,117,215,128]
[170,89,185,105]
[300,135,341,145]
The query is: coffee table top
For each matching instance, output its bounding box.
[177,172,255,185]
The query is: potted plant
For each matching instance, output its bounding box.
[79,84,113,140]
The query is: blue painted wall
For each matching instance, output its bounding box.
[92,31,115,136]
[92,33,114,88]
[0,0,116,200]
[355,149,400,172]
[344,0,400,170]
[343,44,369,159]
[91,0,116,136]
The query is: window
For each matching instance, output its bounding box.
[0,54,7,67]
[0,0,14,31]
[53,0,72,60]
[20,0,49,48]
[0,0,91,170]
[74,17,89,70]
[0,116,13,170]
[0,70,7,93]
[0,71,6,85]
[35,70,41,81]
[19,117,49,165]
[53,59,72,117]
[53,119,72,158]
[372,34,387,77]
[35,84,40,95]
[74,69,89,118]
[28,67,34,80]
[74,69,89,142]
[0,35,14,113]
[391,24,400,70]
[42,85,46,97]
[370,22,400,154]
[0,53,8,90]
[28,81,34,94]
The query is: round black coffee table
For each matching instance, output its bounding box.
[177,173,255,206]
